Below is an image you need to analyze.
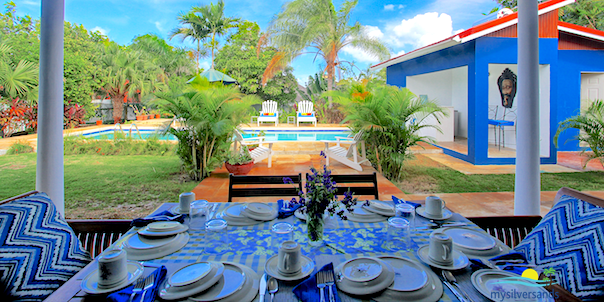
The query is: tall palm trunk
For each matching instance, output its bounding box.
[111,96,124,124]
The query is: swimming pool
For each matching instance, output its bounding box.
[81,129,177,140]
[241,129,351,141]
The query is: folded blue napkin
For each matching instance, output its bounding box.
[293,263,341,302]
[108,266,167,302]
[278,199,302,219]
[131,210,185,227]
[469,252,530,276]
[392,195,421,208]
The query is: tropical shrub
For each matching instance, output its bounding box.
[6,140,33,154]
[0,97,37,137]
[63,135,174,156]
[330,81,447,181]
[554,99,604,168]
[154,77,259,180]
[64,103,86,129]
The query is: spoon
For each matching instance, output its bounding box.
[268,277,278,302]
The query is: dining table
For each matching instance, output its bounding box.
[46,200,511,302]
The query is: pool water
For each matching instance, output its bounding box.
[241,130,351,142]
[82,129,177,141]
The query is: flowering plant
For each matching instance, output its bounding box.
[284,152,358,243]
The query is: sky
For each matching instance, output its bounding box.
[12,0,500,85]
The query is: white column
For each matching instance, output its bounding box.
[36,0,65,216]
[514,0,541,215]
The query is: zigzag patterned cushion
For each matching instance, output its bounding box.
[0,193,90,300]
[514,194,604,300]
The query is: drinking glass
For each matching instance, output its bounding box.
[271,222,294,253]
[189,200,209,231]
[395,203,416,231]
[205,219,228,254]
[386,217,411,252]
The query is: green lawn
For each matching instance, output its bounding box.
[0,154,197,218]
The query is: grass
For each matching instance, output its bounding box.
[395,155,604,194]
[0,153,197,219]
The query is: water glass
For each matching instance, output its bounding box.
[271,222,294,252]
[189,200,209,231]
[395,203,416,231]
[205,219,228,254]
[386,217,411,252]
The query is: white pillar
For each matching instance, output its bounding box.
[36,0,65,216]
[514,0,541,216]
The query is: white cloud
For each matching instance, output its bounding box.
[154,21,165,33]
[342,25,387,63]
[387,12,454,49]
[22,0,39,6]
[91,26,110,36]
[384,4,394,11]
[199,60,211,71]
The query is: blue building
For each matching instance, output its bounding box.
[372,0,604,165]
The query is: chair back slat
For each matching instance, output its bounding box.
[234,129,244,141]
[298,100,314,113]
[309,172,379,199]
[262,100,277,113]
[352,130,365,142]
[228,174,303,202]
[468,216,542,248]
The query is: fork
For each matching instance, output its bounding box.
[129,277,145,302]
[316,270,326,302]
[139,274,155,302]
[324,270,336,302]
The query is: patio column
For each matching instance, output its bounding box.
[514,0,541,215]
[36,0,65,216]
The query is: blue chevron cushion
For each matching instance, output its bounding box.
[514,194,604,300]
[0,193,91,300]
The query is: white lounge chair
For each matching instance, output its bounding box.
[233,129,274,168]
[257,100,279,126]
[323,130,369,171]
[296,100,317,127]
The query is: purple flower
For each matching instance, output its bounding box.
[283,177,293,184]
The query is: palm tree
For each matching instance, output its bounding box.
[261,0,390,105]
[171,0,239,70]
[328,81,446,181]
[100,45,166,123]
[0,43,38,102]
[554,99,604,168]
[171,10,210,72]
[154,79,259,179]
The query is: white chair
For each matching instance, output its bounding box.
[257,100,279,126]
[323,130,369,171]
[296,100,317,127]
[233,129,274,168]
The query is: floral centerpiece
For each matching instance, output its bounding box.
[284,152,358,246]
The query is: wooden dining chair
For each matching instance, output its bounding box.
[228,173,303,202]
[308,172,379,199]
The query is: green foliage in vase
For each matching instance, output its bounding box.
[328,80,447,182]
[225,146,252,165]
[554,99,604,168]
[154,77,260,180]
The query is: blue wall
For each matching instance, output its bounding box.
[557,49,604,151]
[386,36,561,165]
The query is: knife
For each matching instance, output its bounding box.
[442,279,470,302]
[259,273,267,301]
[416,223,469,229]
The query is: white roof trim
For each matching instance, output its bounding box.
[559,25,604,42]
[370,39,460,71]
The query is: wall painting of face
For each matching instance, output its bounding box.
[497,68,517,108]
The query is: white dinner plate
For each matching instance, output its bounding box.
[335,257,395,296]
[416,207,453,220]
[363,200,396,216]
[264,255,315,281]
[158,262,225,300]
[217,211,262,226]
[241,204,277,221]
[374,256,444,302]
[417,245,469,270]
[442,227,497,250]
[189,262,248,302]
[471,269,553,302]
[345,213,388,223]
[224,203,247,218]
[138,222,189,237]
[124,233,189,261]
[190,262,259,302]
[294,208,307,221]
[436,228,512,259]
[81,261,144,295]
[342,257,384,282]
